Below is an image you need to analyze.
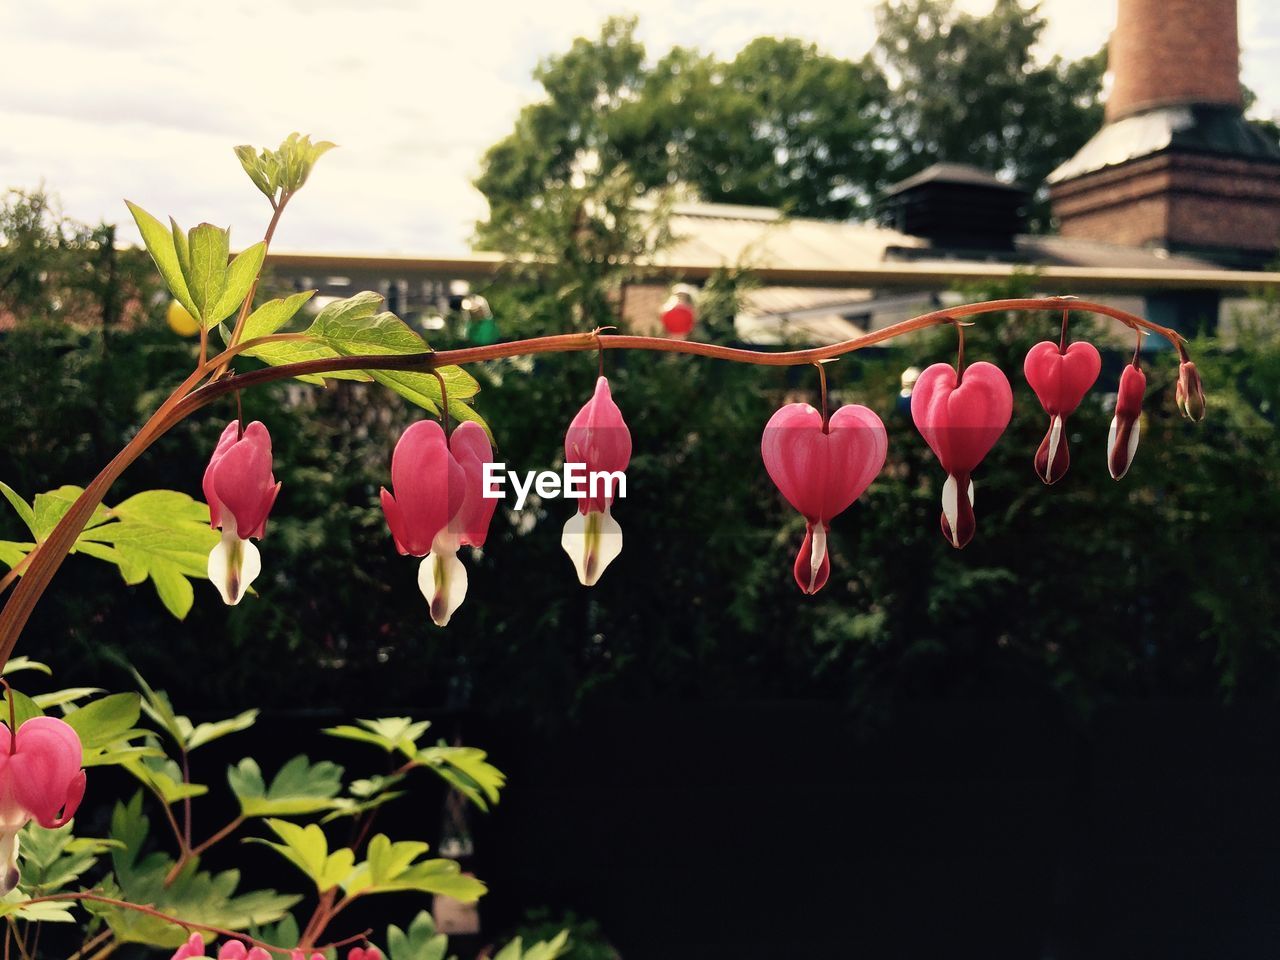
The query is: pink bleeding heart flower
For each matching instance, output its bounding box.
[1023,340,1101,484]
[218,940,272,960]
[382,419,496,626]
[1108,361,1147,480]
[203,421,282,606]
[0,716,86,894]
[348,949,383,960]
[762,403,887,594]
[561,377,631,586]
[1176,359,1206,421]
[290,952,324,960]
[911,361,1013,549]
[170,933,206,959]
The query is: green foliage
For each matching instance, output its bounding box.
[235,132,337,205]
[92,794,299,947]
[0,486,219,619]
[228,755,344,817]
[385,910,452,960]
[126,202,264,328]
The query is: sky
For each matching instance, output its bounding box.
[1,0,1277,255]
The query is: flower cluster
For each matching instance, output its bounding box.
[170,934,381,960]
[759,333,1201,592]
[199,334,1203,616]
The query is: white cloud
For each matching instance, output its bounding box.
[0,0,1273,254]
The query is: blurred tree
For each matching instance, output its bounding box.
[873,0,1106,227]
[476,6,1107,229]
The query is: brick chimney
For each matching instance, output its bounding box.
[1048,0,1280,269]
[1106,0,1241,122]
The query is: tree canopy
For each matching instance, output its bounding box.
[475,1,1107,237]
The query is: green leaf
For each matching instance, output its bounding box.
[343,833,485,901]
[16,822,119,894]
[33,686,102,709]
[32,485,111,541]
[185,223,231,322]
[94,794,298,947]
[2,657,52,677]
[63,692,141,752]
[0,541,32,568]
[240,290,316,341]
[122,750,209,803]
[187,708,258,751]
[234,145,274,199]
[250,819,354,893]
[130,670,187,745]
[79,490,220,619]
[125,201,199,319]
[0,890,77,923]
[1,689,44,727]
[324,717,431,756]
[413,744,506,811]
[0,482,37,537]
[228,755,343,817]
[208,241,267,324]
[386,910,450,960]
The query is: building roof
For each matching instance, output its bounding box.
[882,162,1026,196]
[1048,104,1280,183]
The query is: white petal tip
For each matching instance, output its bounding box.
[208,532,261,606]
[561,508,623,586]
[419,549,468,627]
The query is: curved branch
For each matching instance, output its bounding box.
[0,296,1188,665]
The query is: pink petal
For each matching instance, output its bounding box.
[911,361,1012,476]
[565,377,632,514]
[384,421,465,557]
[448,421,498,548]
[210,422,279,539]
[10,716,85,828]
[1024,340,1101,417]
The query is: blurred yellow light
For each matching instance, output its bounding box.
[166,300,200,337]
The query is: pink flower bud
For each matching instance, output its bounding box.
[1176,360,1206,421]
[349,949,384,960]
[1023,340,1101,485]
[911,361,1013,548]
[170,933,206,959]
[203,421,281,605]
[762,402,887,594]
[1108,362,1147,480]
[381,419,496,626]
[561,377,631,586]
[0,716,86,893]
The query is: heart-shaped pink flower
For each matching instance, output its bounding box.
[1023,340,1101,484]
[911,361,1013,548]
[762,402,887,594]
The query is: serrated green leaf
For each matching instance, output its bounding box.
[343,833,485,901]
[96,794,298,947]
[324,717,431,756]
[414,745,506,811]
[130,670,187,745]
[185,223,231,322]
[0,482,37,537]
[32,485,111,541]
[208,241,267,324]
[240,290,316,341]
[0,540,32,568]
[0,890,77,922]
[63,693,142,751]
[187,708,258,751]
[228,755,343,817]
[251,819,354,893]
[387,910,450,960]
[126,201,199,318]
[234,145,274,199]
